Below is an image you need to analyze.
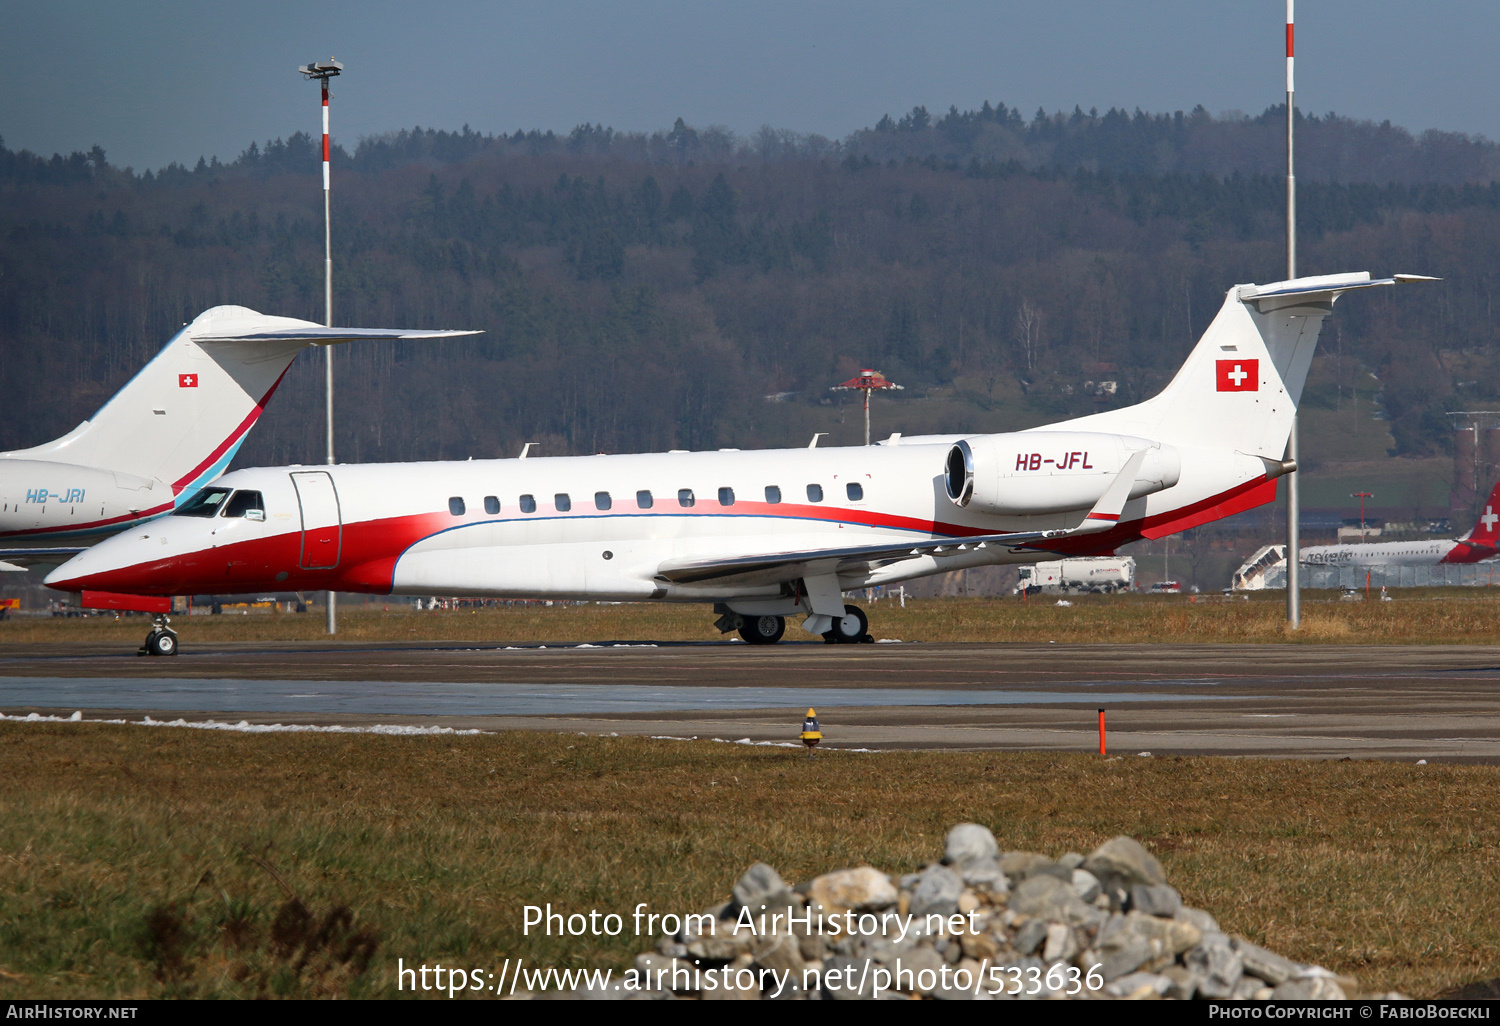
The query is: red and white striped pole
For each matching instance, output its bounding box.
[1284,0,1296,282]
[300,57,343,635]
[320,75,333,457]
[1284,2,1301,631]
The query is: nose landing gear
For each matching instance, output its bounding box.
[139,614,179,657]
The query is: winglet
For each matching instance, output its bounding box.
[1074,448,1149,534]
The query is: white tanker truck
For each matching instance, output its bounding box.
[1014,557,1136,595]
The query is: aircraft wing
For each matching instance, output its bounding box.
[654,529,1068,587]
[195,327,482,346]
[655,450,1149,587]
[0,547,88,572]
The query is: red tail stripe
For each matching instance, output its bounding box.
[169,364,293,494]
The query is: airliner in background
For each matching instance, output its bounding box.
[0,306,478,581]
[46,272,1432,654]
[1233,481,1500,591]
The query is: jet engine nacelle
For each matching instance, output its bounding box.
[944,431,1181,515]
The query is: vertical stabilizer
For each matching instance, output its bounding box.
[1049,273,1433,459]
[5,308,318,496]
[2,308,480,501]
[1461,482,1500,546]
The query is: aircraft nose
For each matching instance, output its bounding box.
[44,531,169,593]
[44,545,121,591]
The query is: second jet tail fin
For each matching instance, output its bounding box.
[4,306,478,501]
[1460,481,1500,547]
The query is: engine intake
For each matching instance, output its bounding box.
[945,440,975,506]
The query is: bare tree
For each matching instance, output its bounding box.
[1015,299,1043,373]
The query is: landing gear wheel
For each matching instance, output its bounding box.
[738,614,786,645]
[821,604,868,645]
[147,630,178,657]
[138,613,179,657]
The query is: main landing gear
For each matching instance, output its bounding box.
[713,604,874,645]
[139,614,179,657]
[821,604,874,645]
[739,614,787,645]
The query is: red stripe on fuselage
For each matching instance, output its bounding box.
[1030,475,1278,557]
[4,499,175,540]
[51,509,452,595]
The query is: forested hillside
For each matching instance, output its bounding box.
[3,102,1499,475]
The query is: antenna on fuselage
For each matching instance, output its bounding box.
[518,442,538,459]
[808,433,827,449]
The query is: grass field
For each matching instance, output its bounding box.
[1,723,1496,999]
[8,591,1500,646]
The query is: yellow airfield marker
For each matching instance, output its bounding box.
[800,708,822,758]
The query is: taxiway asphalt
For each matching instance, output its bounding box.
[3,639,1499,761]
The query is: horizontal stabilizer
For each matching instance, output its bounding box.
[1236,272,1439,307]
[196,326,482,346]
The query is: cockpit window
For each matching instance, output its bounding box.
[222,490,265,518]
[175,487,232,517]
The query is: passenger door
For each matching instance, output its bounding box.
[291,471,342,569]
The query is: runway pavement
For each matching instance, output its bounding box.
[4,639,1500,761]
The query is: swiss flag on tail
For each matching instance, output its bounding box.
[1469,482,1500,545]
[178,373,198,388]
[1215,359,1258,392]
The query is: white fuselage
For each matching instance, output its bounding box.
[1301,538,1475,568]
[45,437,1273,606]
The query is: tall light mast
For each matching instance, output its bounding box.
[1284,3,1300,629]
[832,369,904,445]
[299,57,343,635]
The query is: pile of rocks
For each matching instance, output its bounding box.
[611,825,1396,1000]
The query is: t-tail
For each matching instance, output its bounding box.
[1460,481,1500,550]
[2,306,479,502]
[1052,272,1437,460]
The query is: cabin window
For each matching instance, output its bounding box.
[765,485,781,504]
[678,489,695,508]
[718,487,735,506]
[637,490,653,509]
[520,494,536,514]
[595,491,612,511]
[484,495,500,515]
[222,490,265,518]
[806,484,824,503]
[449,497,465,516]
[555,493,571,512]
[846,482,864,501]
[175,487,232,517]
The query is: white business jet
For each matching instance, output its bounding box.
[1,306,478,582]
[46,272,1430,653]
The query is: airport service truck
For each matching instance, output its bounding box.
[1014,557,1135,595]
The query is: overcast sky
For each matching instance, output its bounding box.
[4,1,1498,172]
